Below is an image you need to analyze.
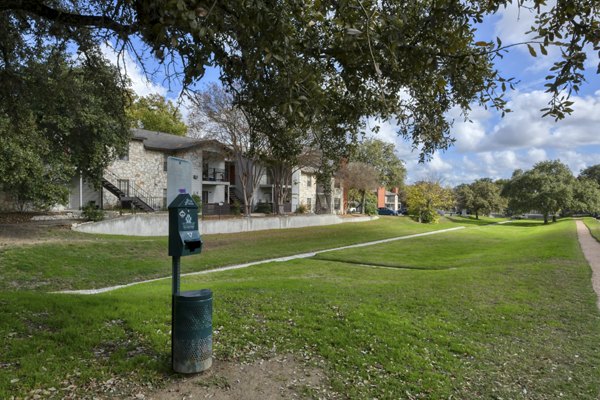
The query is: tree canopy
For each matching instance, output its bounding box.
[337,161,379,213]
[127,94,187,136]
[406,181,454,223]
[0,44,130,209]
[502,160,575,224]
[2,0,597,161]
[353,139,406,190]
[454,178,505,219]
[580,165,600,187]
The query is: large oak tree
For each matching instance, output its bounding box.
[2,0,598,162]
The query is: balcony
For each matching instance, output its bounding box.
[203,168,228,183]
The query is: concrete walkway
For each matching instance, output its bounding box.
[56,226,465,295]
[576,220,600,310]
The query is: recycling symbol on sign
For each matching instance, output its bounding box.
[178,210,186,218]
[185,214,192,224]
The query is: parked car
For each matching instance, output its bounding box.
[378,207,399,216]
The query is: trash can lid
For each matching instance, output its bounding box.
[177,289,212,301]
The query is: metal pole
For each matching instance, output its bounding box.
[171,255,180,370]
[172,256,180,295]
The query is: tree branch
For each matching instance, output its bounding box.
[1,0,137,35]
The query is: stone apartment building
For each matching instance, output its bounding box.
[290,168,344,214]
[69,129,233,211]
[66,129,344,214]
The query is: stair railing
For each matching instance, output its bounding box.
[103,170,158,210]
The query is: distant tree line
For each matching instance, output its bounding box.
[401,161,600,225]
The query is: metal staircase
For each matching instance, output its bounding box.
[102,170,158,212]
[229,189,244,206]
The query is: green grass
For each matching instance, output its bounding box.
[0,217,453,291]
[583,217,600,242]
[314,219,572,270]
[445,215,509,226]
[1,218,600,398]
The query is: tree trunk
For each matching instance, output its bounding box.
[475,210,479,219]
[543,213,549,224]
[361,190,366,214]
[552,214,557,223]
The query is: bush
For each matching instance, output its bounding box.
[364,201,378,216]
[191,194,202,214]
[295,203,308,214]
[231,200,241,216]
[254,202,272,214]
[82,202,104,222]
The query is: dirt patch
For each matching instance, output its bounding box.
[0,218,77,248]
[147,354,333,400]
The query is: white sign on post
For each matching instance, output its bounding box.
[167,157,192,207]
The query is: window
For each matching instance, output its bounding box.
[117,179,130,196]
[306,197,312,210]
[163,154,169,171]
[307,175,312,187]
[334,198,341,210]
[119,147,129,161]
[163,188,167,209]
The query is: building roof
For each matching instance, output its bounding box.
[131,128,203,151]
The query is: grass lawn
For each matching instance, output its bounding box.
[1,218,600,398]
[0,217,452,291]
[583,217,600,242]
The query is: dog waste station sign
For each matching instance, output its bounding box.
[168,193,213,374]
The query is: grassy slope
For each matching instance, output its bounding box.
[1,218,599,399]
[314,219,572,270]
[583,217,600,242]
[0,217,451,291]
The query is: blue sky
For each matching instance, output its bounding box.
[102,2,599,186]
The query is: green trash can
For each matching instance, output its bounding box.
[172,289,212,373]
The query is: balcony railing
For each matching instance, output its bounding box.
[202,168,228,182]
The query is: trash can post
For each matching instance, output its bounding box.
[168,193,212,374]
[172,256,180,295]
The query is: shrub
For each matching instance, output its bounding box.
[82,202,104,222]
[191,194,202,214]
[231,200,241,216]
[254,202,272,214]
[295,203,308,214]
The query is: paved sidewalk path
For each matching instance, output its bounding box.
[576,220,600,310]
[56,226,465,295]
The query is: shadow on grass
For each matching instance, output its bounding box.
[445,216,501,226]
[312,257,455,271]
[501,219,572,228]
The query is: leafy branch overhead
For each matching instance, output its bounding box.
[2,0,598,159]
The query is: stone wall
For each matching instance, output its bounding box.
[103,140,168,208]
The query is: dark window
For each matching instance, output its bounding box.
[117,179,130,196]
[119,147,129,161]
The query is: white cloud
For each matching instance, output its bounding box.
[527,148,547,163]
[555,150,600,176]
[493,2,541,46]
[477,90,600,151]
[100,44,168,97]
[492,0,599,77]
[449,106,491,152]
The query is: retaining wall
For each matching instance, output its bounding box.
[73,213,377,236]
